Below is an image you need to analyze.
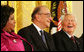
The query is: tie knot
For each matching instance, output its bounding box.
[71,36,76,43]
[40,30,44,35]
[40,30,42,33]
[71,36,75,40]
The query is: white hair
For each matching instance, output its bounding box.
[61,13,77,24]
[61,13,77,29]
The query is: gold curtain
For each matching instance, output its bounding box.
[66,1,72,13]
[1,1,51,33]
[1,1,72,33]
[1,1,7,5]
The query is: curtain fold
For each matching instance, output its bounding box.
[1,1,72,33]
[1,1,51,33]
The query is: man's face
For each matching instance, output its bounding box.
[38,7,52,28]
[62,15,77,34]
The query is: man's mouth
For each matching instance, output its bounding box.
[67,26,73,28]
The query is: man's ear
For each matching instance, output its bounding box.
[35,14,40,21]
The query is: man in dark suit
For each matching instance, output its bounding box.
[52,14,81,51]
[18,6,56,51]
[78,34,83,51]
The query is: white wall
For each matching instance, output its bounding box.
[72,1,83,38]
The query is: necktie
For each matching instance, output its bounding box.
[40,30,48,48]
[71,36,81,51]
[71,36,76,44]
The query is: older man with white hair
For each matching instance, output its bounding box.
[52,14,81,51]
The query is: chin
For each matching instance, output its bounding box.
[11,28,14,32]
[47,25,50,28]
[65,29,74,32]
[45,23,49,28]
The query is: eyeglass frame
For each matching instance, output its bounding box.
[38,13,52,18]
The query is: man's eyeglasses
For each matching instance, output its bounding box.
[38,13,51,17]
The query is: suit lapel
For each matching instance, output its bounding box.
[44,31,50,49]
[61,30,79,51]
[30,24,48,49]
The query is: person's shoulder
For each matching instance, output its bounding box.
[18,25,33,38]
[53,30,64,36]
[79,34,83,39]
[18,24,33,32]
[52,30,66,40]
[74,36,79,40]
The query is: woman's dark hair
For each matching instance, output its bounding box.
[1,5,14,30]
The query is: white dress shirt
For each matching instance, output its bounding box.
[64,31,74,38]
[33,23,43,36]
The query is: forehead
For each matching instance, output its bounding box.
[9,14,14,19]
[40,7,50,13]
[64,15,75,20]
[10,14,14,17]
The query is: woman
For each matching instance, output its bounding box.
[1,5,33,51]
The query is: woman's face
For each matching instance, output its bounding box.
[3,13,16,32]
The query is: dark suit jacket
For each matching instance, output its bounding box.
[52,30,81,51]
[78,34,83,51]
[18,24,56,51]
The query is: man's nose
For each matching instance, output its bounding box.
[68,20,72,24]
[49,17,53,21]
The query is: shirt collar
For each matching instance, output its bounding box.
[33,23,42,32]
[64,31,74,38]
[33,23,42,36]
